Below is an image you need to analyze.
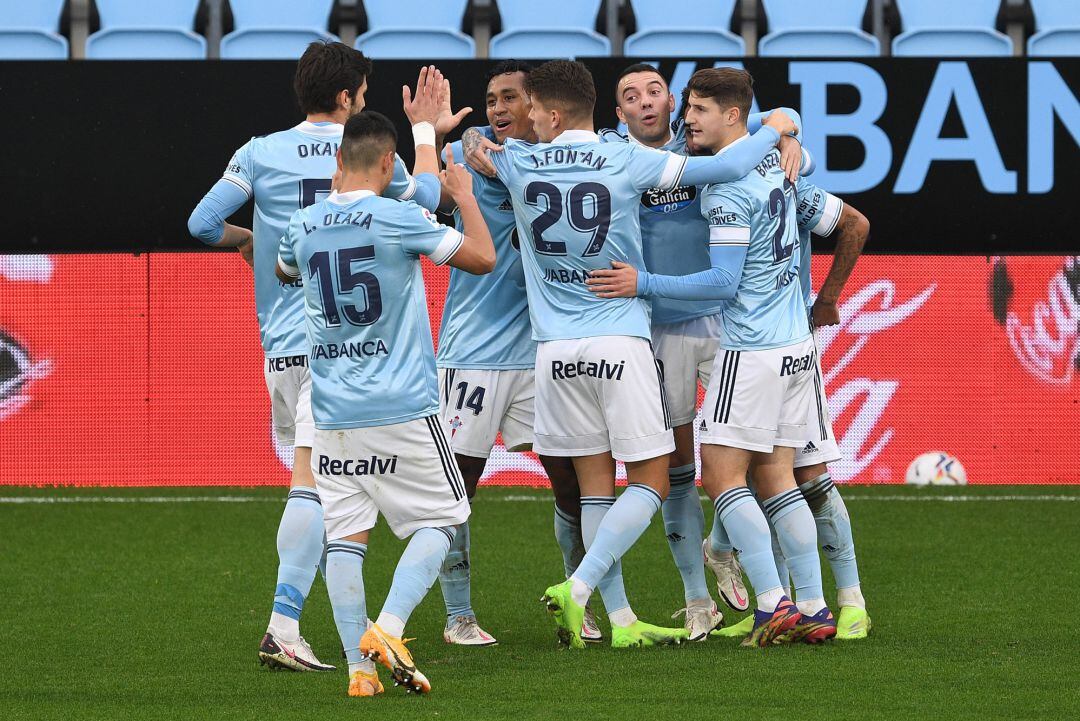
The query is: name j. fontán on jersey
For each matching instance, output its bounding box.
[310,339,390,360]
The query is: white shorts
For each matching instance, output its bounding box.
[437,368,535,457]
[793,343,841,468]
[312,415,471,541]
[699,336,817,453]
[651,314,723,427]
[533,336,675,462]
[264,355,314,448]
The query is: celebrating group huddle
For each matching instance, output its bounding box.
[189,42,872,699]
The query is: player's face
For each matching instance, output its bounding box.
[528,96,559,143]
[486,72,534,143]
[348,78,369,116]
[684,92,734,154]
[615,71,674,145]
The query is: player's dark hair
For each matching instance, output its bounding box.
[524,60,596,122]
[684,68,754,121]
[340,111,397,170]
[617,62,666,86]
[294,41,373,115]
[486,60,533,83]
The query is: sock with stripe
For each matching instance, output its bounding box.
[662,464,710,603]
[378,526,456,637]
[707,513,734,555]
[714,486,784,612]
[762,488,826,616]
[553,505,586,578]
[579,496,633,621]
[571,485,662,614]
[799,473,864,608]
[266,487,325,642]
[325,540,376,675]
[438,518,473,619]
[769,517,792,598]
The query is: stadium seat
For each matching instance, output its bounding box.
[759,0,879,56]
[490,0,610,58]
[86,0,206,59]
[0,0,69,59]
[892,0,1013,57]
[623,0,743,57]
[1028,0,1080,56]
[221,0,337,60]
[356,0,475,59]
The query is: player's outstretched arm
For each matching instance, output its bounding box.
[586,243,748,301]
[441,146,495,274]
[461,126,502,178]
[187,179,251,246]
[812,203,870,326]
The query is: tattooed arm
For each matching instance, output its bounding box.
[461,126,502,177]
[812,203,870,327]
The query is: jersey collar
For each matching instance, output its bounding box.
[550,129,599,144]
[717,131,751,155]
[329,189,376,204]
[296,120,343,137]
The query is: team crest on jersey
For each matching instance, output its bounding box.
[449,415,463,438]
[640,185,696,214]
[0,330,51,422]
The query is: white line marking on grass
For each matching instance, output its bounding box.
[0,493,1077,505]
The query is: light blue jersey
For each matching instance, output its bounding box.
[489,127,777,341]
[701,136,811,350]
[222,121,426,358]
[794,181,844,309]
[436,139,535,370]
[277,189,464,429]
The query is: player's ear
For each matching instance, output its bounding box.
[337,88,350,113]
[383,149,395,174]
[336,148,343,173]
[615,105,626,125]
[666,93,675,113]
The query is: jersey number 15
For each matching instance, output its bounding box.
[308,246,383,327]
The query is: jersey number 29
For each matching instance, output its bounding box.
[524,181,611,257]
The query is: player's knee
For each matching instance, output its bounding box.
[794,463,828,486]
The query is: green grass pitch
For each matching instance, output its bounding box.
[2,485,1078,721]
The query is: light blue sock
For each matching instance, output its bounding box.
[715,487,782,609]
[325,540,368,667]
[769,518,791,597]
[553,505,586,578]
[707,508,734,555]
[800,474,861,591]
[380,526,455,630]
[573,485,662,596]
[662,464,710,603]
[762,488,825,613]
[267,487,325,640]
[580,496,631,614]
[438,519,473,619]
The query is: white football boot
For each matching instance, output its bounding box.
[443,615,498,647]
[673,600,724,642]
[702,540,751,612]
[581,603,603,643]
[258,633,335,671]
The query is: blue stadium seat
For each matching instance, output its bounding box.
[490,0,610,58]
[86,0,206,59]
[623,0,743,57]
[1029,0,1080,56]
[356,0,474,59]
[0,1,68,59]
[759,0,879,56]
[221,0,337,60]
[892,0,1013,57]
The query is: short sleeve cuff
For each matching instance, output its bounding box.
[222,174,253,197]
[428,228,464,266]
[277,256,300,279]
[709,226,751,246]
[658,153,688,191]
[812,193,844,237]
[398,175,418,201]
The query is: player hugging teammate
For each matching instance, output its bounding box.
[189,46,871,698]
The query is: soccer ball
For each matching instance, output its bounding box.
[905,452,968,486]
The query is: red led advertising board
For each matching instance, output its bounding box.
[1,254,1076,486]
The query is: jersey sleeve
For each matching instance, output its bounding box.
[489,139,517,184]
[386,154,419,201]
[276,211,303,279]
[701,184,753,250]
[626,144,688,193]
[222,139,255,198]
[396,203,464,266]
[795,181,844,236]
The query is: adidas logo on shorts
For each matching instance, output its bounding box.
[699,420,708,432]
[802,441,818,454]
